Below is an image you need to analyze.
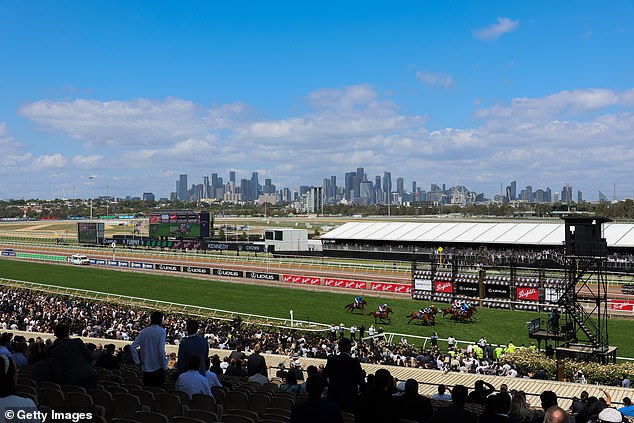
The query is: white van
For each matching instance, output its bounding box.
[70,254,90,265]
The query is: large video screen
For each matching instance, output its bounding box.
[78,222,105,244]
[149,210,209,238]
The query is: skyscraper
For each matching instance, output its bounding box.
[383,172,392,204]
[250,172,260,202]
[177,174,188,201]
[229,171,236,184]
[202,175,210,199]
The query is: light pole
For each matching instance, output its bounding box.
[106,185,109,218]
[89,176,95,221]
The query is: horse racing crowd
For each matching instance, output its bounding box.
[2,285,634,422]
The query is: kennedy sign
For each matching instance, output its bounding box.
[516,287,539,301]
[283,274,321,285]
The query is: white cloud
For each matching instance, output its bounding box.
[474,17,519,40]
[72,155,104,168]
[31,154,67,170]
[416,71,455,89]
[19,98,249,147]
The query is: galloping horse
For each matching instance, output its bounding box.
[371,307,393,323]
[407,305,440,325]
[447,305,477,322]
[344,299,367,314]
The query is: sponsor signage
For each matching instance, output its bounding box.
[173,240,203,250]
[1,251,16,257]
[97,259,106,265]
[456,282,479,296]
[370,282,411,293]
[243,244,265,252]
[118,261,129,268]
[206,242,231,251]
[434,280,453,293]
[108,260,119,266]
[130,262,143,269]
[545,287,560,304]
[247,271,279,281]
[283,274,321,285]
[156,264,182,272]
[516,286,539,301]
[183,266,211,275]
[142,263,154,270]
[610,300,634,312]
[213,268,244,278]
[323,278,367,290]
[89,259,97,264]
[485,284,510,298]
[414,278,432,291]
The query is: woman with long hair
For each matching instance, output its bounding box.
[508,390,534,423]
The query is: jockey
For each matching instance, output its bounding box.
[355,296,363,306]
[379,303,388,313]
[462,302,470,313]
[417,308,425,318]
[452,299,461,310]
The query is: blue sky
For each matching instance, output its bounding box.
[1,1,633,201]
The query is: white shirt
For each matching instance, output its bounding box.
[175,370,212,399]
[130,324,167,372]
[0,396,41,423]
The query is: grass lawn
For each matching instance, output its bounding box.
[1,259,633,357]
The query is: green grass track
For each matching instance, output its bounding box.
[1,259,633,357]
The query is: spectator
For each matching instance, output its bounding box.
[247,343,267,377]
[0,334,12,358]
[397,378,433,422]
[177,319,208,376]
[622,378,631,388]
[275,362,288,379]
[431,332,439,348]
[323,337,364,412]
[619,397,634,418]
[203,357,222,388]
[431,384,452,401]
[427,384,476,423]
[10,342,27,369]
[595,407,625,423]
[508,390,534,423]
[94,344,120,370]
[225,359,247,377]
[208,355,223,376]
[248,360,269,385]
[48,324,98,388]
[468,379,496,404]
[290,374,343,423]
[130,311,168,388]
[570,391,589,415]
[280,369,304,396]
[175,355,212,400]
[543,406,568,423]
[481,392,511,422]
[0,355,41,423]
[447,335,456,350]
[355,368,399,423]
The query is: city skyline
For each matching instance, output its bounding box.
[1,2,634,200]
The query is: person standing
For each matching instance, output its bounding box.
[48,324,98,388]
[322,338,364,412]
[177,320,209,376]
[130,311,168,388]
[349,325,357,341]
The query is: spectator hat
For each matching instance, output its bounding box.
[598,408,624,423]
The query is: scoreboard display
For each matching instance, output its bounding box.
[77,222,105,244]
[149,211,210,238]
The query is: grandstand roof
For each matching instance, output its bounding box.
[321,221,634,248]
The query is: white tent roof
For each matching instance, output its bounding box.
[321,221,634,248]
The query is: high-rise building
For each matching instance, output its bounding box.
[330,175,337,201]
[510,181,517,201]
[383,172,392,204]
[142,192,155,202]
[240,178,250,202]
[229,171,236,184]
[396,177,404,197]
[177,174,188,201]
[211,173,219,198]
[356,167,365,182]
[202,175,210,198]
[250,172,260,202]
[344,172,355,200]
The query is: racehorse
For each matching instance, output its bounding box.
[447,306,477,322]
[344,299,367,314]
[407,305,440,325]
[371,307,393,323]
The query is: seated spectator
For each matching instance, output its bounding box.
[480,393,511,422]
[0,355,41,423]
[508,390,534,423]
[468,379,496,404]
[355,368,399,423]
[619,397,634,418]
[204,357,222,388]
[595,407,626,423]
[225,359,247,377]
[208,354,223,376]
[427,384,476,423]
[177,319,208,376]
[0,334,12,358]
[571,391,589,416]
[290,374,343,423]
[280,370,304,396]
[531,391,564,423]
[397,378,433,422]
[94,344,120,370]
[48,324,98,388]
[275,362,288,379]
[248,361,269,385]
[10,341,27,369]
[431,384,452,401]
[544,406,568,423]
[175,355,212,400]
